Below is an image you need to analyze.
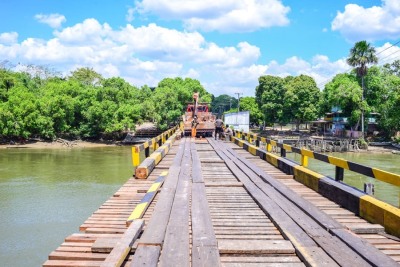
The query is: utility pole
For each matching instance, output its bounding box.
[235,92,242,113]
[235,92,242,127]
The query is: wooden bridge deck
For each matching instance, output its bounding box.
[43,137,400,267]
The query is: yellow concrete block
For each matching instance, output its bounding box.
[293,166,323,192]
[360,195,386,225]
[384,207,400,237]
[248,145,257,156]
[266,153,279,167]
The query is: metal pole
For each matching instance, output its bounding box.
[235,92,242,128]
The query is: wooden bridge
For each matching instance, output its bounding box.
[43,129,400,267]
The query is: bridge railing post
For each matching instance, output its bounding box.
[255,137,260,148]
[152,138,158,151]
[335,166,344,181]
[267,142,272,152]
[280,147,286,157]
[301,155,308,167]
[132,147,140,167]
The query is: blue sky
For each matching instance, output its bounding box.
[1,0,399,96]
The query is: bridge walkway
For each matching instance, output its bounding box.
[43,137,400,267]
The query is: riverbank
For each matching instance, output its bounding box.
[0,140,117,149]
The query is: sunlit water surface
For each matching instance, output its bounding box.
[0,147,132,267]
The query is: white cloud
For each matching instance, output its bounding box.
[0,32,18,44]
[136,0,290,32]
[376,42,400,65]
[126,7,135,22]
[331,0,400,41]
[1,17,374,96]
[34,13,66,28]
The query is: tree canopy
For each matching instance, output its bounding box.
[0,67,211,140]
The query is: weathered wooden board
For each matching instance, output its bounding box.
[218,239,294,254]
[129,245,160,267]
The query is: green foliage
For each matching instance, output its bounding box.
[255,74,320,128]
[322,73,362,126]
[237,97,263,125]
[256,75,286,125]
[284,75,321,128]
[347,40,378,77]
[211,94,237,115]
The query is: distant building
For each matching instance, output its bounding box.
[309,107,379,137]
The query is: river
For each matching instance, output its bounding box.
[0,147,399,266]
[0,147,132,267]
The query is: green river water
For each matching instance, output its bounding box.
[0,146,399,266]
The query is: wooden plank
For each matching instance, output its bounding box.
[129,245,160,267]
[158,138,192,267]
[191,142,203,183]
[49,251,107,261]
[43,260,102,267]
[191,183,218,246]
[192,246,221,267]
[207,139,346,266]
[332,228,399,267]
[220,263,305,267]
[138,169,180,245]
[218,239,294,254]
[216,139,398,266]
[100,219,144,267]
[220,256,301,263]
[91,237,122,253]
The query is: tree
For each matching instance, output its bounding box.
[347,40,378,136]
[237,97,263,126]
[383,60,400,77]
[69,67,103,86]
[211,94,237,116]
[284,75,321,130]
[255,75,287,127]
[322,73,363,128]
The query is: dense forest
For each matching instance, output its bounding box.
[0,66,211,140]
[1,58,400,141]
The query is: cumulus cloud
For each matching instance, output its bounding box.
[34,13,66,28]
[331,0,400,41]
[0,17,374,96]
[0,32,18,44]
[376,42,400,64]
[136,0,290,32]
[126,7,135,22]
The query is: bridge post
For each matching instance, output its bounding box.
[255,137,260,148]
[267,143,272,152]
[152,138,158,151]
[132,147,140,167]
[335,166,344,181]
[280,147,286,157]
[301,155,308,167]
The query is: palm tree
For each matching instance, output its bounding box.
[346,41,378,136]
